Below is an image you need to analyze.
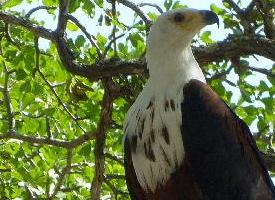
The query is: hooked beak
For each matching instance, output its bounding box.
[199,10,219,28]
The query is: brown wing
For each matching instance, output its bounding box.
[181,79,275,200]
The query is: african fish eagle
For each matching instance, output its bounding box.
[123,8,275,200]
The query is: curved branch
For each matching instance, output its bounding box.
[68,15,102,58]
[25,6,56,18]
[115,0,151,30]
[139,3,163,14]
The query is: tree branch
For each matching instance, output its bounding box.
[115,0,151,30]
[50,149,73,198]
[0,12,54,40]
[67,15,102,58]
[139,3,163,14]
[247,66,275,78]
[25,6,56,19]
[254,0,275,39]
[0,132,70,148]
[91,80,114,200]
[55,0,69,36]
[34,37,85,132]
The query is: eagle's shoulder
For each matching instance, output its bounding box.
[181,79,275,199]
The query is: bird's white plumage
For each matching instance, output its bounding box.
[123,8,206,191]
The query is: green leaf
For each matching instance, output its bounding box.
[210,3,225,15]
[67,21,79,32]
[128,33,144,48]
[147,12,158,21]
[78,143,92,157]
[164,0,173,11]
[42,0,57,6]
[69,0,80,13]
[172,1,186,9]
[75,35,86,48]
[3,0,23,8]
[16,68,28,80]
[201,31,214,44]
[82,0,95,16]
[94,0,103,8]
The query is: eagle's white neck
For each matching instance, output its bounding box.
[146,44,206,87]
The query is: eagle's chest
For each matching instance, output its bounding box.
[124,87,185,192]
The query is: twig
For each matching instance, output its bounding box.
[245,1,256,13]
[103,32,126,58]
[4,23,21,49]
[1,42,16,133]
[50,149,73,198]
[115,0,151,31]
[209,65,233,80]
[68,131,96,148]
[104,176,128,198]
[247,66,275,78]
[34,37,86,132]
[105,174,125,180]
[0,132,70,147]
[67,15,102,59]
[139,3,163,14]
[223,0,243,15]
[222,0,253,34]
[111,0,118,57]
[105,153,124,166]
[25,6,56,18]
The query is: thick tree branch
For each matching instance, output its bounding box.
[254,0,275,39]
[91,80,114,200]
[56,0,69,36]
[194,36,275,65]
[0,12,53,39]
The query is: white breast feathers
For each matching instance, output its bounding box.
[123,81,185,192]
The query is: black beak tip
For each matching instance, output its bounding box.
[200,10,219,28]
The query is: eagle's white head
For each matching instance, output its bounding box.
[147,8,219,52]
[146,8,218,81]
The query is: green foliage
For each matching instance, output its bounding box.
[0,0,274,199]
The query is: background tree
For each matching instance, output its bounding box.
[0,0,274,199]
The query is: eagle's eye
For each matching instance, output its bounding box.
[174,13,185,22]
